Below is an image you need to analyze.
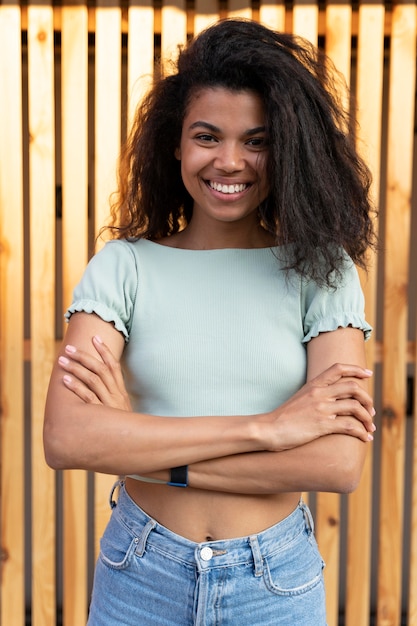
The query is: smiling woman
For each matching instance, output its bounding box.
[171,88,271,248]
[43,17,376,626]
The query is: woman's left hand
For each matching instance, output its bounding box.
[58,335,132,412]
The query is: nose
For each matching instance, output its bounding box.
[213,142,245,173]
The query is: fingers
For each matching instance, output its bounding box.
[58,351,111,403]
[331,398,376,436]
[91,335,127,393]
[309,363,375,433]
[327,381,375,432]
[327,415,374,443]
[57,338,131,410]
[312,362,373,387]
[61,372,100,404]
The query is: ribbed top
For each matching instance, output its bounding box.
[67,238,371,417]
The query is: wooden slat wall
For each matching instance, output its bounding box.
[1,2,416,625]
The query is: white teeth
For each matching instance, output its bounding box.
[209,181,248,194]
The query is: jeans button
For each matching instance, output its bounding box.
[200,546,213,561]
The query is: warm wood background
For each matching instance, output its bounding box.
[1,1,416,624]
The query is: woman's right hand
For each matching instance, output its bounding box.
[261,363,375,452]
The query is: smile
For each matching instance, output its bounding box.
[208,181,250,194]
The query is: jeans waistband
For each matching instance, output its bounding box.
[110,480,314,575]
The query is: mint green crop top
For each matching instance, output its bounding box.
[66,239,371,419]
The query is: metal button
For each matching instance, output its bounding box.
[200,546,213,561]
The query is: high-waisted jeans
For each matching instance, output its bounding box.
[87,480,327,625]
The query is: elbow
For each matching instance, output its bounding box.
[43,420,76,470]
[319,465,362,494]
[43,435,67,471]
[44,445,66,471]
[325,446,366,494]
[333,469,362,494]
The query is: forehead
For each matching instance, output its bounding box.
[183,87,266,128]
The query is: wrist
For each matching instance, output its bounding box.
[249,412,276,451]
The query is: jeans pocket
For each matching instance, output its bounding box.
[263,530,325,597]
[99,512,139,570]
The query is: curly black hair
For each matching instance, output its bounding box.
[106,18,375,285]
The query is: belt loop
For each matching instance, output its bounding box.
[301,500,315,535]
[135,519,157,557]
[249,535,263,577]
[109,478,123,509]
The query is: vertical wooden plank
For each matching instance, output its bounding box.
[0,3,25,625]
[315,496,341,626]
[94,0,122,555]
[127,0,154,130]
[325,0,352,98]
[95,0,122,237]
[61,2,89,624]
[346,3,385,624]
[27,2,56,625]
[292,0,318,44]
[227,0,252,20]
[258,0,285,32]
[161,0,187,72]
[194,0,219,36]
[377,2,417,625]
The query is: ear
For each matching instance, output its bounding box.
[175,147,181,160]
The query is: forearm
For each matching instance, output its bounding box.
[146,434,368,495]
[44,380,263,474]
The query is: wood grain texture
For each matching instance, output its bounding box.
[27,3,57,624]
[377,2,416,624]
[0,3,25,624]
[345,2,385,624]
[61,2,90,623]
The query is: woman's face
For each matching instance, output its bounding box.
[176,87,269,230]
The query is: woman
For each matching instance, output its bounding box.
[44,19,376,625]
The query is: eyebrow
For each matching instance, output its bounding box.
[188,121,266,136]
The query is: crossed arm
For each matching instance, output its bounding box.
[44,311,375,494]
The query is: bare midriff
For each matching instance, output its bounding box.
[125,477,301,542]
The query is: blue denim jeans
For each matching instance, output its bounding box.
[87,480,327,625]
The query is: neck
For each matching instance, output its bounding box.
[172,218,275,250]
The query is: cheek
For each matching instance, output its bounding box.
[180,152,205,182]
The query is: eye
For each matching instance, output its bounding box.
[195,133,218,144]
[246,137,268,149]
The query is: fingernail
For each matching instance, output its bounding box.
[63,374,72,384]
[371,423,377,432]
[58,356,69,366]
[371,407,376,417]
[364,369,373,375]
[367,433,374,441]
[93,335,103,344]
[65,344,76,354]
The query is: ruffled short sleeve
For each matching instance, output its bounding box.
[65,240,138,341]
[301,255,372,344]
